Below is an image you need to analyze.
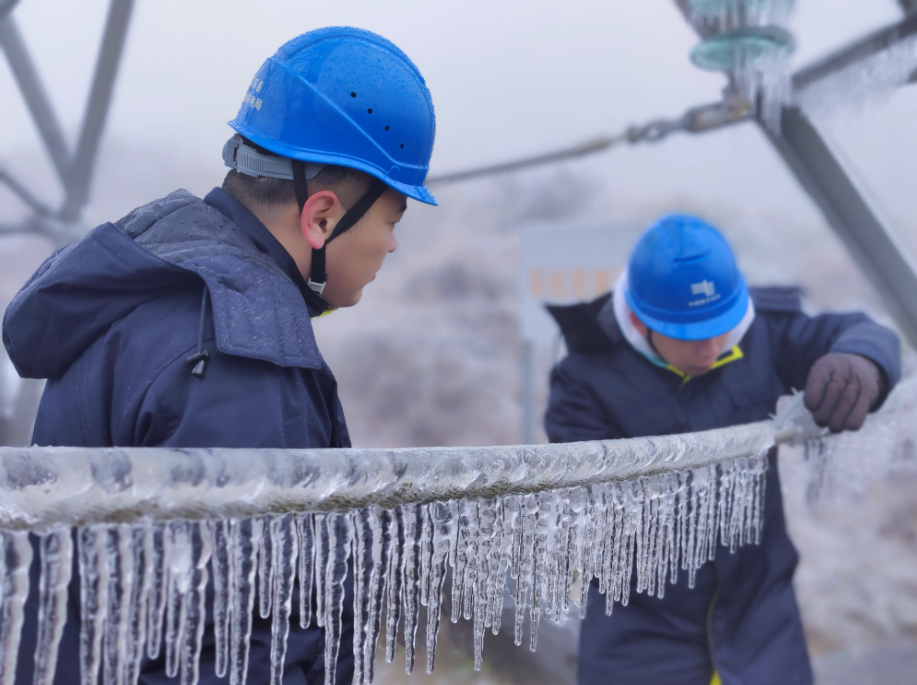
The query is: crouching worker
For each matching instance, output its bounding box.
[2,27,437,685]
[544,214,900,685]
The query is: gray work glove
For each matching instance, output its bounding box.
[804,352,882,433]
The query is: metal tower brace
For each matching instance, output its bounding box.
[0,0,133,446]
[0,0,134,234]
[766,12,917,349]
[675,1,917,350]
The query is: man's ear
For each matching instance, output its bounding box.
[300,190,344,250]
[629,310,649,336]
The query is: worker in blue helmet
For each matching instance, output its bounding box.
[544,214,900,685]
[3,27,436,685]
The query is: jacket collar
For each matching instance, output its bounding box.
[204,188,331,317]
[605,269,756,377]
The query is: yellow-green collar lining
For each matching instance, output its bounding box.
[665,345,744,385]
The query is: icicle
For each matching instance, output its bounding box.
[751,454,768,544]
[400,503,422,675]
[636,479,656,597]
[513,493,536,646]
[296,514,314,630]
[258,517,273,620]
[577,486,600,618]
[615,482,638,609]
[483,497,504,632]
[323,514,353,685]
[424,501,452,674]
[544,491,567,625]
[450,499,473,625]
[351,509,372,685]
[0,531,32,685]
[164,522,190,679]
[472,499,497,670]
[716,462,735,554]
[125,523,150,685]
[180,522,211,685]
[103,525,134,685]
[364,507,388,685]
[270,515,297,685]
[483,498,506,635]
[656,474,678,600]
[146,524,166,661]
[460,502,480,624]
[489,496,516,636]
[79,526,107,685]
[676,471,690,583]
[529,492,551,652]
[563,488,585,618]
[32,528,72,685]
[597,483,615,599]
[419,505,433,609]
[384,506,403,664]
[314,514,329,630]
[211,520,232,679]
[229,518,260,685]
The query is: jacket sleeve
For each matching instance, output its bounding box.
[771,310,901,406]
[544,359,622,444]
[125,343,336,449]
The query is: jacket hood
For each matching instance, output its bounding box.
[545,292,620,355]
[3,190,323,379]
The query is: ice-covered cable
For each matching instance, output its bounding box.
[0,379,912,685]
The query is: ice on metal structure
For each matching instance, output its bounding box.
[0,381,912,685]
[687,0,795,132]
[795,35,917,121]
[688,0,794,28]
[788,377,917,506]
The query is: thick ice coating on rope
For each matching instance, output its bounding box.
[0,381,912,685]
[0,459,773,685]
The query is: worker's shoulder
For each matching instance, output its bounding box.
[112,285,206,364]
[749,286,803,314]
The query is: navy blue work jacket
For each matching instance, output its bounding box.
[2,188,354,685]
[544,288,900,685]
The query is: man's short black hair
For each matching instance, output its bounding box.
[222,137,373,212]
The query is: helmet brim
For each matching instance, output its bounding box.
[229,122,437,206]
[625,284,749,341]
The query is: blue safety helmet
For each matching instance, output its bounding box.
[624,214,749,340]
[228,26,437,205]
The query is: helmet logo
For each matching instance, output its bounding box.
[689,279,720,307]
[243,78,265,111]
[691,280,716,297]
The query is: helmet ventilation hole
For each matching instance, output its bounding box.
[385,126,390,131]
[351,92,357,97]
[367,108,373,114]
[400,143,405,149]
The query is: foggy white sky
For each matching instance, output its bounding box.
[0,0,913,229]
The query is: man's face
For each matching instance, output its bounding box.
[322,188,407,308]
[650,330,731,377]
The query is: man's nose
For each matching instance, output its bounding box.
[389,233,398,253]
[696,338,720,357]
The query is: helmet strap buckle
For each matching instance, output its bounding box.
[307,278,327,295]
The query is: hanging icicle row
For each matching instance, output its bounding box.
[0,453,771,685]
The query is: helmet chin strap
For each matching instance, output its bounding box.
[291,160,388,295]
[645,329,665,362]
